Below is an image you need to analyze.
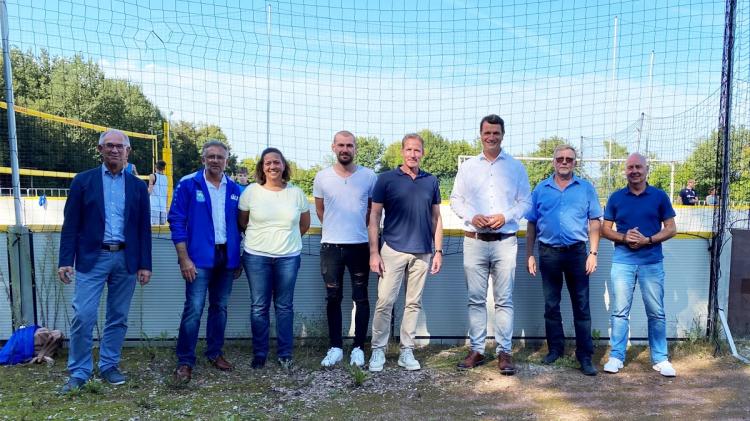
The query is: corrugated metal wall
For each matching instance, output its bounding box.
[0,232,709,344]
[0,233,12,339]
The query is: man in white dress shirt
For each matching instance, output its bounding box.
[450,114,531,375]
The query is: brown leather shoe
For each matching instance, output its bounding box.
[457,351,486,370]
[173,365,192,383]
[497,352,516,376]
[210,355,233,371]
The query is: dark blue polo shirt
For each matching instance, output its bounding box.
[372,167,440,254]
[604,185,676,265]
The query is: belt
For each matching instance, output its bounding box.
[464,231,515,242]
[539,241,585,251]
[102,243,126,251]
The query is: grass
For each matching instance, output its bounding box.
[0,339,747,420]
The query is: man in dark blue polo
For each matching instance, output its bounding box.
[58,129,152,393]
[367,133,443,372]
[601,153,677,377]
[525,145,601,376]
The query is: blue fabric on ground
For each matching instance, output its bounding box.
[0,324,40,365]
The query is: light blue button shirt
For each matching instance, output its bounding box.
[101,164,126,244]
[526,174,602,246]
[204,172,227,244]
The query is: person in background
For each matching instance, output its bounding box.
[148,160,168,225]
[235,167,250,194]
[678,179,697,205]
[239,147,310,370]
[705,187,717,206]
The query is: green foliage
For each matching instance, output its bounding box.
[347,364,370,388]
[290,162,321,196]
[523,136,567,188]
[355,136,385,171]
[597,140,629,198]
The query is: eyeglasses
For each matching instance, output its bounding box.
[102,143,126,150]
[555,157,575,164]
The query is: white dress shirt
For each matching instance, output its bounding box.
[450,150,531,234]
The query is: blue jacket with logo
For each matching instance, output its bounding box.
[168,169,242,269]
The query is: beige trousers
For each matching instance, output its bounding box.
[370,243,431,350]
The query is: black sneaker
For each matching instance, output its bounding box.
[251,356,266,369]
[542,352,562,365]
[579,359,598,376]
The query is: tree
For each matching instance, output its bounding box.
[597,140,629,198]
[355,136,384,171]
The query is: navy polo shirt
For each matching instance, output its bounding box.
[604,185,676,265]
[372,167,440,254]
[526,175,602,247]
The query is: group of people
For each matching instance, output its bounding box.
[56,113,679,394]
[679,179,718,206]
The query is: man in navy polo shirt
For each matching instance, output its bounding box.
[601,153,677,377]
[525,144,601,376]
[367,133,443,372]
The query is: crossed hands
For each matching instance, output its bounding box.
[624,227,649,250]
[471,214,506,230]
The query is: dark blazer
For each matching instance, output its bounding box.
[59,165,152,274]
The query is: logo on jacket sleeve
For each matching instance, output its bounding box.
[196,190,205,202]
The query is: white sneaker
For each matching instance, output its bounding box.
[369,348,385,372]
[603,357,624,373]
[653,360,676,377]
[397,348,421,371]
[320,347,343,367]
[350,347,365,367]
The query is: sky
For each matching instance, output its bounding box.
[4,0,742,168]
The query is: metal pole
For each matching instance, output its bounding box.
[645,50,654,154]
[708,0,736,341]
[265,3,272,148]
[1,0,23,226]
[669,162,675,201]
[636,112,644,152]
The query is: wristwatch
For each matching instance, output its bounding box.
[589,251,598,256]
[434,249,443,255]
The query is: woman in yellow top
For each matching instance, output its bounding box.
[238,147,310,369]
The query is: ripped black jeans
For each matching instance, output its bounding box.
[320,243,370,349]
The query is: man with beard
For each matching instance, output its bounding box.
[313,131,377,367]
[601,153,678,377]
[169,140,243,383]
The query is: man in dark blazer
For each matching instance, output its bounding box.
[57,129,152,393]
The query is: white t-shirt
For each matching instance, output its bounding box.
[313,165,377,244]
[239,183,309,256]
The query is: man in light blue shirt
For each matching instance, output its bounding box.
[525,144,601,376]
[450,114,531,375]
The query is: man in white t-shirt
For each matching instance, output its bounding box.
[313,130,377,368]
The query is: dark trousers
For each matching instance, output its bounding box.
[539,242,593,361]
[320,243,370,349]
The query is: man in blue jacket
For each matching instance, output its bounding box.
[57,129,152,393]
[169,140,242,383]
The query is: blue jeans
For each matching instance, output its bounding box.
[463,235,517,354]
[68,250,136,381]
[175,253,234,367]
[609,261,668,364]
[243,253,301,359]
[539,242,593,360]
